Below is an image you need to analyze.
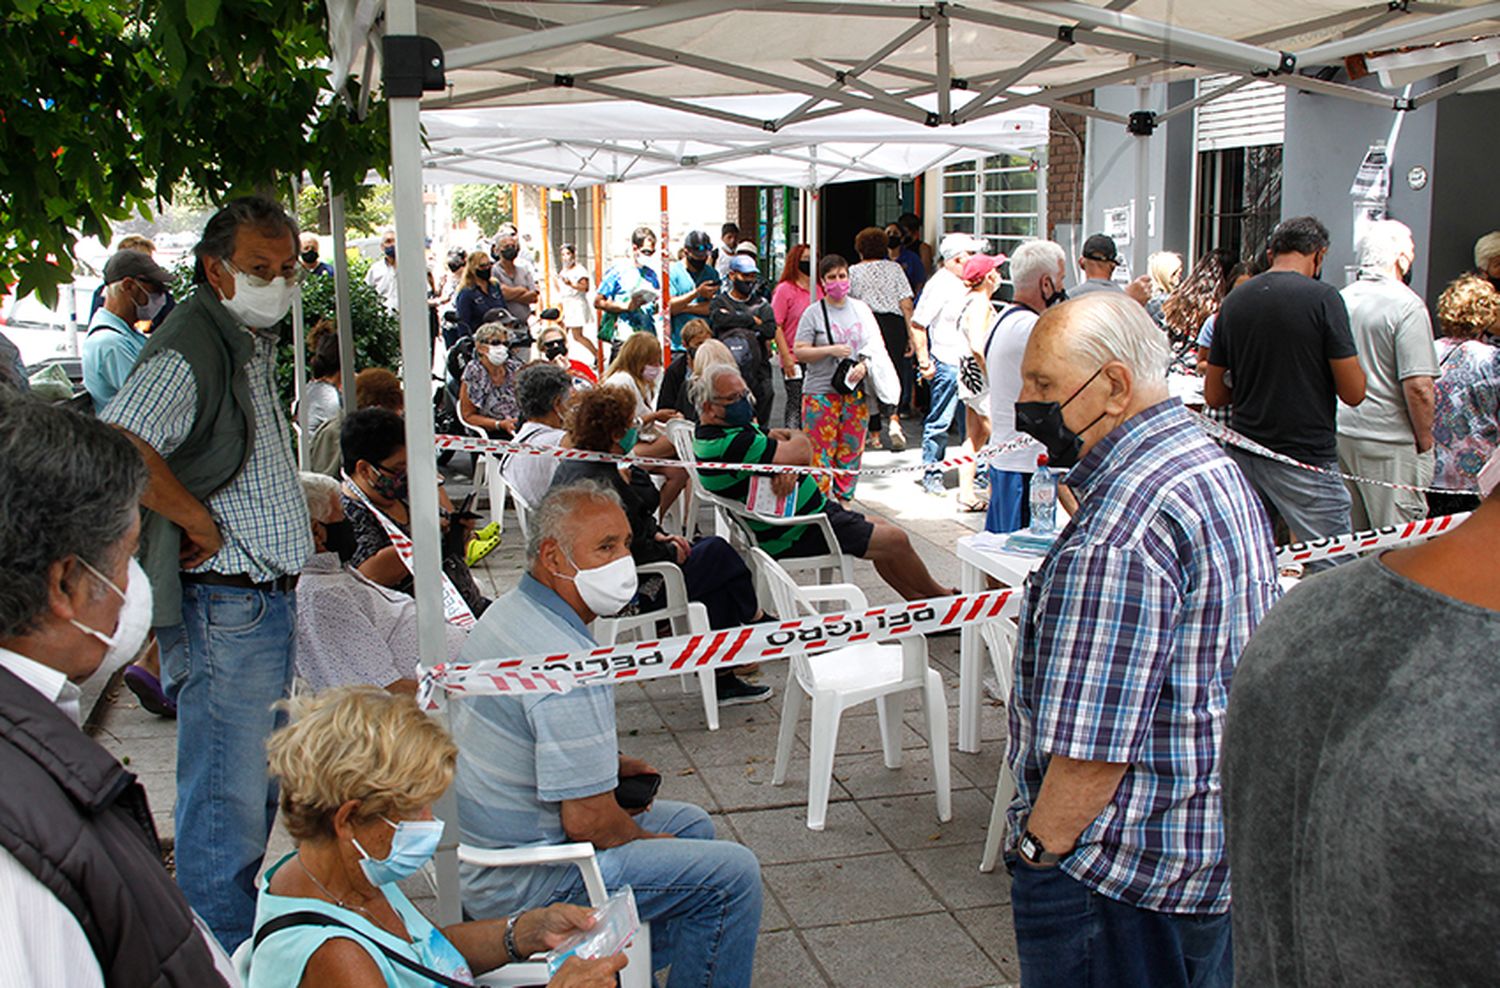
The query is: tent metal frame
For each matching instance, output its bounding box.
[349,0,1500,925]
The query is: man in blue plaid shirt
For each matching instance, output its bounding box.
[1003,293,1281,987]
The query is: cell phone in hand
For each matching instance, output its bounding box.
[615,772,662,811]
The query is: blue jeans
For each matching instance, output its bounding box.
[552,800,762,988]
[1009,860,1232,988]
[921,359,962,476]
[158,583,297,953]
[1226,448,1352,573]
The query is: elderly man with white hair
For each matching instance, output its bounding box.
[1475,230,1500,291]
[1004,293,1280,988]
[982,238,1068,534]
[1336,219,1440,528]
[450,481,763,988]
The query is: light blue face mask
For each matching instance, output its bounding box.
[354,815,445,886]
[619,425,640,454]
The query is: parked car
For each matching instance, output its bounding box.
[1,278,100,367]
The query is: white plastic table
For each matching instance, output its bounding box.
[955,532,1049,753]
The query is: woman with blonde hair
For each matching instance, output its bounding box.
[1430,273,1500,516]
[602,330,687,519]
[245,687,624,988]
[1145,250,1184,328]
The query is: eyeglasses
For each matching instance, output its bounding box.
[224,257,304,288]
[713,389,750,404]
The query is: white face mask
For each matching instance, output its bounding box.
[482,343,509,365]
[71,557,153,692]
[219,265,298,329]
[136,289,168,324]
[557,552,637,616]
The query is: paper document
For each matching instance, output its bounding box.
[747,475,798,517]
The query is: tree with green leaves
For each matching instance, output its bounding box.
[450,184,511,240]
[0,0,388,303]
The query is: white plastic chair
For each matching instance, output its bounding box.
[978,596,1024,873]
[751,548,952,831]
[507,481,534,543]
[593,562,719,730]
[461,843,653,988]
[666,418,851,585]
[456,399,509,533]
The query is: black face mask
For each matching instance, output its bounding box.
[734,278,757,297]
[489,244,502,260]
[1043,281,1068,307]
[686,254,706,271]
[323,519,358,564]
[448,260,464,272]
[500,245,520,261]
[542,339,568,360]
[477,266,493,280]
[797,260,810,275]
[1013,366,1107,469]
[887,233,903,250]
[1399,263,1413,286]
[301,249,319,264]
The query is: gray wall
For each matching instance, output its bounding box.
[1281,74,1441,297]
[1430,89,1500,309]
[1084,83,1193,282]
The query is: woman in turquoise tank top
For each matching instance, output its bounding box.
[243,687,625,988]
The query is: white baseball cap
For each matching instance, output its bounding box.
[939,232,987,260]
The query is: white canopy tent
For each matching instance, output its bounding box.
[317,0,1500,922]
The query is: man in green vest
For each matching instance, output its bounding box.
[101,195,312,953]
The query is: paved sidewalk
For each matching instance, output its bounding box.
[89,416,1022,987]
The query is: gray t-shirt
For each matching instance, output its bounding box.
[1337,274,1439,445]
[1069,277,1123,298]
[1225,555,1500,986]
[795,296,877,396]
[495,261,537,325]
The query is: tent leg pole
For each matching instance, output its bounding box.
[1132,82,1151,278]
[386,0,460,927]
[328,184,356,403]
[660,184,670,358]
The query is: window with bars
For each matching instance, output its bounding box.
[941,154,1043,263]
[1194,145,1282,261]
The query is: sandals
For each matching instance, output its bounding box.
[465,527,501,566]
[956,497,989,513]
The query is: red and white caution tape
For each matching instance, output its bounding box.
[1189,409,1476,497]
[1273,511,1470,568]
[433,432,1039,478]
[341,476,476,629]
[415,589,1019,707]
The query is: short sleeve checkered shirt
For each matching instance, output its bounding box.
[1005,400,1281,914]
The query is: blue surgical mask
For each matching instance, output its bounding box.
[620,426,640,454]
[354,815,444,886]
[723,395,754,427]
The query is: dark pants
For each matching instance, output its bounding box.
[681,536,760,629]
[1009,860,1232,988]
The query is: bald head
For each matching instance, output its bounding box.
[1019,293,1171,461]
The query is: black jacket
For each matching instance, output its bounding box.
[0,664,226,986]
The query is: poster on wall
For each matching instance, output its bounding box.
[1103,206,1131,245]
[1349,144,1391,201]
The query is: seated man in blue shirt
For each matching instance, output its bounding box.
[82,249,173,412]
[450,480,762,988]
[1004,292,1281,988]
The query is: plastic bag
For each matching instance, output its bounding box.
[27,363,75,401]
[545,886,639,976]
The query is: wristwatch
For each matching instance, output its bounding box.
[1018,829,1064,867]
[504,915,526,963]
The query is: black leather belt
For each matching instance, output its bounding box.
[182,572,299,593]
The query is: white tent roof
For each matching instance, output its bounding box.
[419,93,1050,188]
[327,1,1500,189]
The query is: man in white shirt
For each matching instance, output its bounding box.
[911,232,985,496]
[0,396,235,985]
[365,228,400,311]
[984,239,1067,533]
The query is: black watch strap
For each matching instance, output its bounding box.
[1019,829,1064,865]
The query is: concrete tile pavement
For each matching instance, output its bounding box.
[87,413,1021,986]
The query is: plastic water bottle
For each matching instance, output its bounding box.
[1029,453,1057,535]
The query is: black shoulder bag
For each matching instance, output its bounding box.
[820,300,864,397]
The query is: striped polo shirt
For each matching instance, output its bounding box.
[693,422,825,556]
